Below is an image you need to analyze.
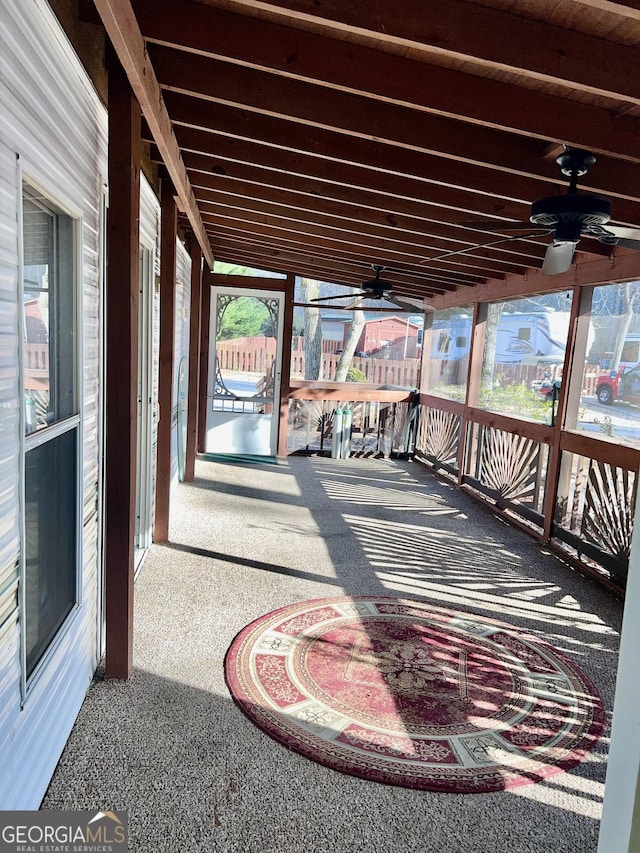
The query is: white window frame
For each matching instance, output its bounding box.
[17,160,85,702]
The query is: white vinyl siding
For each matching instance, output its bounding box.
[0,0,107,808]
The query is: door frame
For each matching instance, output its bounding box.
[135,245,154,564]
[207,285,285,457]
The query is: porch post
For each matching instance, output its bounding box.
[458,301,487,482]
[277,271,295,457]
[197,265,211,453]
[154,178,177,542]
[418,311,434,395]
[598,494,640,852]
[104,51,140,680]
[184,239,202,481]
[541,284,593,540]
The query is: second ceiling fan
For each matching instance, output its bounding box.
[308,265,430,312]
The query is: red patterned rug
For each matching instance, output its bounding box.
[225,597,605,792]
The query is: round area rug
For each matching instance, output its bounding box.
[225,597,605,792]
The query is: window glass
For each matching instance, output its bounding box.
[424,307,473,401]
[22,187,76,433]
[213,260,286,278]
[24,430,77,676]
[291,291,423,387]
[570,280,640,448]
[478,293,572,423]
[21,182,79,681]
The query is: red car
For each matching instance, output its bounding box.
[531,378,561,401]
[596,364,640,406]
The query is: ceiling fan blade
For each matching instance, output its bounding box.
[603,225,640,241]
[308,293,361,303]
[457,220,545,232]
[421,230,552,264]
[541,241,576,275]
[343,297,368,310]
[594,225,640,250]
[390,294,428,309]
[389,296,434,313]
[615,237,640,250]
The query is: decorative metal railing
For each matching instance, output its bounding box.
[462,416,551,533]
[281,382,638,591]
[286,383,417,457]
[414,398,463,477]
[552,432,638,588]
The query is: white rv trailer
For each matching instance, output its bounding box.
[430,312,572,365]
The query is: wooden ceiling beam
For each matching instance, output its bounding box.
[187,168,611,265]
[152,44,636,193]
[92,0,213,266]
[174,140,535,225]
[208,245,450,297]
[187,170,552,257]
[197,204,610,282]
[431,246,640,310]
[160,92,640,212]
[206,220,499,282]
[574,0,640,20]
[196,211,501,278]
[214,216,612,282]
[194,187,612,273]
[202,220,530,281]
[134,0,640,162]
[196,204,584,281]
[208,229,465,290]
[183,151,543,230]
[216,0,640,107]
[209,236,451,294]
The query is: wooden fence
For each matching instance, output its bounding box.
[217,339,421,387]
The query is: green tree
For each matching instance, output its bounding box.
[218,298,270,340]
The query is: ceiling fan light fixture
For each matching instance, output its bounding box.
[541,240,578,276]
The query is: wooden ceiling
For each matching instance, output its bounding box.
[92,0,640,305]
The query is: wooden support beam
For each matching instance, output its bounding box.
[184,239,202,481]
[221,0,640,108]
[277,272,295,456]
[161,93,640,211]
[430,247,640,309]
[195,191,548,276]
[196,208,539,273]
[105,52,140,681]
[458,301,488,482]
[209,237,463,290]
[150,44,640,207]
[92,0,213,267]
[208,230,527,283]
[154,179,177,542]
[135,0,640,162]
[208,245,447,296]
[197,265,211,454]
[187,167,594,266]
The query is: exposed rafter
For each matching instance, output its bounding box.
[93,0,214,266]
[134,0,640,162]
[96,0,640,292]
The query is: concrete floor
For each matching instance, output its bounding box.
[43,455,623,853]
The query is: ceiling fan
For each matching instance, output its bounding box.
[307,265,431,312]
[451,148,640,276]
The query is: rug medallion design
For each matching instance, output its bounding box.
[225,597,604,792]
